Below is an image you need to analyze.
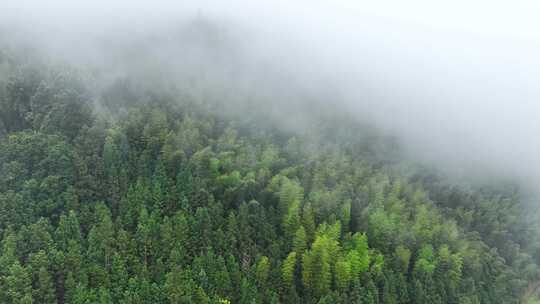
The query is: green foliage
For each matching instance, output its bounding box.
[282,252,297,290]
[0,62,536,303]
[255,256,270,290]
[302,233,336,297]
[4,262,33,303]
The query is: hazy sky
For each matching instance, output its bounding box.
[1,0,540,189]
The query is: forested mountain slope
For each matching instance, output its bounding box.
[0,49,539,304]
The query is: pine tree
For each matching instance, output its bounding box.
[64,271,77,304]
[0,230,18,275]
[255,256,270,291]
[55,210,82,251]
[302,203,316,244]
[282,252,297,290]
[292,227,307,256]
[278,178,304,217]
[335,256,352,292]
[33,267,57,304]
[5,262,33,304]
[87,203,115,268]
[136,207,152,269]
[111,253,128,302]
[302,235,334,298]
[283,201,301,242]
[165,267,194,303]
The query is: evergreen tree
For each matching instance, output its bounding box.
[4,262,33,304]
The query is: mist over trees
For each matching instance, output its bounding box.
[1,3,540,304]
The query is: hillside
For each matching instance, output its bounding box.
[0,51,539,304]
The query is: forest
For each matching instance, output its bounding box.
[1,21,540,304]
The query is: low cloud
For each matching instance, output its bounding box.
[1,0,540,191]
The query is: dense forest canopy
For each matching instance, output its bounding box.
[1,14,540,304]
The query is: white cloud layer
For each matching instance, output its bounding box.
[1,0,540,189]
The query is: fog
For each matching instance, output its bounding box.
[2,0,540,191]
